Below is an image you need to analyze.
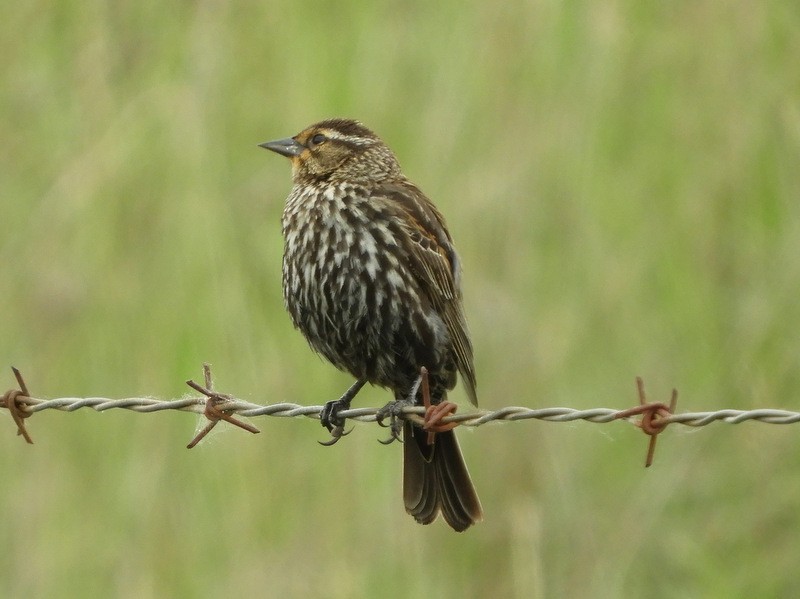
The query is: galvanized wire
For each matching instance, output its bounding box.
[6,366,797,465]
[6,392,800,427]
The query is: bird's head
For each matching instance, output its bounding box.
[260,119,401,184]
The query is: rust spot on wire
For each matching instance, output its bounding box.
[614,377,678,467]
[186,364,260,449]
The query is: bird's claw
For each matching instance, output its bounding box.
[318,424,353,446]
[378,426,403,445]
[318,397,355,445]
[376,399,410,445]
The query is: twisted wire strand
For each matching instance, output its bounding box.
[5,393,800,427]
[7,366,796,465]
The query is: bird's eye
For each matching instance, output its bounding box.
[310,133,327,147]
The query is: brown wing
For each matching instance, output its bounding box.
[376,182,478,406]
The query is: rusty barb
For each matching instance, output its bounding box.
[185,364,260,449]
[3,367,34,444]
[613,377,678,467]
[418,366,460,446]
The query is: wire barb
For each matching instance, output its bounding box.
[613,377,678,467]
[185,363,260,449]
[3,367,34,444]
[417,366,460,446]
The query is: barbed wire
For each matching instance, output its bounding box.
[3,365,800,465]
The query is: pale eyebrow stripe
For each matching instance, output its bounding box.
[323,129,374,147]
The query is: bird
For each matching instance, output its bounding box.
[260,118,483,531]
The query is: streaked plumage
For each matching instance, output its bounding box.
[261,118,482,531]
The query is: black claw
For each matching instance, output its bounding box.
[378,427,403,445]
[375,412,396,429]
[375,398,410,445]
[318,425,353,446]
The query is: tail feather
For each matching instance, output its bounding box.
[403,422,483,532]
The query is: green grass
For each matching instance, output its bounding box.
[2,1,799,597]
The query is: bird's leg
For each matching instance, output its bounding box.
[376,369,426,445]
[319,378,367,445]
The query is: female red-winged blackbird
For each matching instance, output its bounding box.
[260,119,482,531]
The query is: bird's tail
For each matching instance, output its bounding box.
[402,421,483,532]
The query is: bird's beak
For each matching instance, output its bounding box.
[259,137,305,157]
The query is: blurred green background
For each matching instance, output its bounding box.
[2,1,799,597]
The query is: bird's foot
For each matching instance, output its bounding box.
[376,367,430,445]
[318,379,367,446]
[376,398,414,445]
[320,397,350,433]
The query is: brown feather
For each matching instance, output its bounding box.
[403,422,483,531]
[376,182,478,406]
